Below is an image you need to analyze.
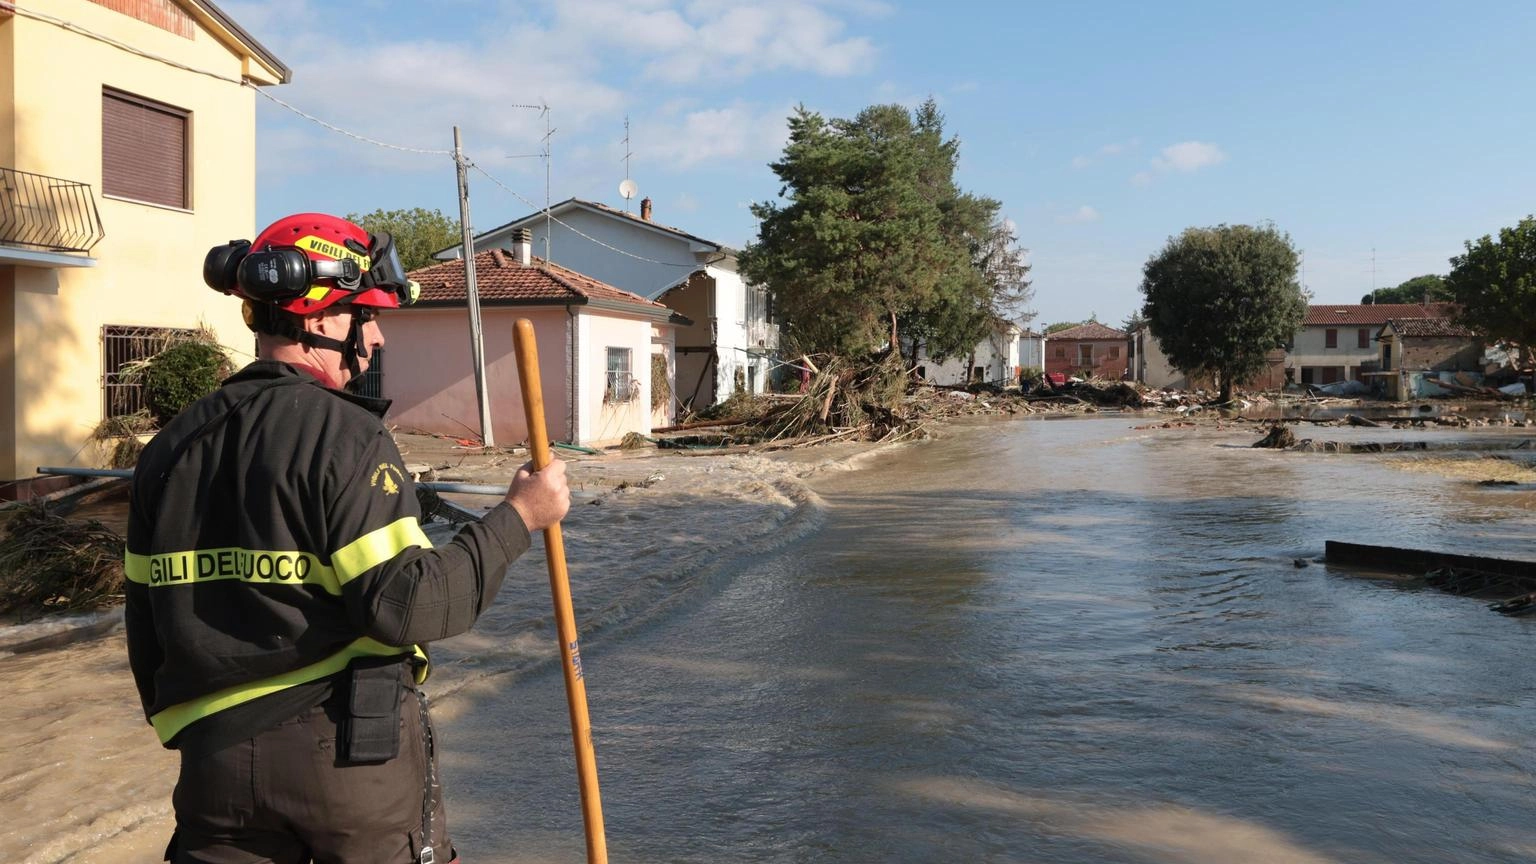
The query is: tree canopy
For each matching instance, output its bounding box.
[1139,223,1307,402]
[1362,273,1448,305]
[740,101,1029,364]
[346,207,462,272]
[1445,215,1536,363]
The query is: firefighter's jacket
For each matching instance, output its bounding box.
[125,360,530,747]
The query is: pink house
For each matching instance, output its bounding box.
[385,237,684,448]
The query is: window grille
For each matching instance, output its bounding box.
[353,348,385,399]
[102,324,198,419]
[605,347,634,403]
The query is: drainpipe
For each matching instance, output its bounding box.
[567,303,578,444]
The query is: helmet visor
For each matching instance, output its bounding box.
[366,233,420,306]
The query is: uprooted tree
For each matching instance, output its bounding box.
[740,100,1030,372]
[1139,223,1307,403]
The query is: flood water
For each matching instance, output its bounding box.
[10,415,1536,863]
[444,416,1536,864]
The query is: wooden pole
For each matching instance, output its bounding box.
[512,318,608,864]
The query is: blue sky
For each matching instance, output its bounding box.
[228,0,1536,328]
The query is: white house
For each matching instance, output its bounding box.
[913,321,1024,386]
[1291,302,1454,385]
[435,197,776,409]
[1018,329,1044,373]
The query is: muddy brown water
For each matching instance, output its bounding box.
[7,415,1536,863]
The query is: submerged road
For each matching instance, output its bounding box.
[442,416,1536,862]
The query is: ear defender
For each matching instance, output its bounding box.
[237,248,318,304]
[203,240,252,294]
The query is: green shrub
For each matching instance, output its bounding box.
[140,338,232,426]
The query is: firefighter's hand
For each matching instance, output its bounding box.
[506,459,570,532]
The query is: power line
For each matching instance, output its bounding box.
[467,162,697,268]
[16,3,698,270]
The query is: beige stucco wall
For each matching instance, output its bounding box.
[1291,325,1378,380]
[5,0,269,478]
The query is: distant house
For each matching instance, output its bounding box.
[433,197,776,409]
[1377,317,1484,400]
[391,237,684,447]
[1132,327,1286,392]
[0,0,289,495]
[1044,322,1128,380]
[1291,303,1454,386]
[913,320,1024,386]
[1018,329,1044,374]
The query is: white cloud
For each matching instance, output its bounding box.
[1130,141,1227,185]
[1070,137,1139,169]
[236,0,879,191]
[639,102,792,168]
[1152,141,1227,173]
[1058,205,1102,224]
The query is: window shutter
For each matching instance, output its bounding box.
[102,89,188,209]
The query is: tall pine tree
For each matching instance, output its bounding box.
[741,101,1026,364]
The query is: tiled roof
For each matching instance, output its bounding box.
[1045,322,1127,341]
[1304,303,1456,326]
[407,249,672,314]
[438,198,728,259]
[1384,317,1479,338]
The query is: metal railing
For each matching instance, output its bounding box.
[0,166,106,253]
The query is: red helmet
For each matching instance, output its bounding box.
[204,213,419,314]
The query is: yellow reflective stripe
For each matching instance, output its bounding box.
[149,637,419,744]
[124,548,340,595]
[331,517,432,585]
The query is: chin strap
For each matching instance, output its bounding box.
[265,307,370,382]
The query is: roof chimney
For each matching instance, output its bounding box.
[511,227,531,266]
[640,197,652,222]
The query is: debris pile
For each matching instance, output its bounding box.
[0,503,124,617]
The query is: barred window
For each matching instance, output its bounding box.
[605,347,633,403]
[103,324,198,419]
[353,348,385,399]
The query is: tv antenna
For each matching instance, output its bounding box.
[618,116,637,211]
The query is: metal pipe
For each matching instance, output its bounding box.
[36,467,507,497]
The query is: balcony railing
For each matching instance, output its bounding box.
[0,166,105,254]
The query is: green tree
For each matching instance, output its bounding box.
[1122,310,1148,333]
[1140,223,1307,402]
[1362,273,1448,305]
[1445,216,1536,364]
[1044,321,1082,334]
[345,207,461,272]
[740,101,1009,364]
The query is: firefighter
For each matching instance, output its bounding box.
[126,213,570,863]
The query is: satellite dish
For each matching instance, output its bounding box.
[619,178,638,201]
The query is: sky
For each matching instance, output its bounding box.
[225,0,1536,328]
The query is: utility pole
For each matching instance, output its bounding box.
[453,126,496,448]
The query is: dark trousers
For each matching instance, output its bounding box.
[169,687,452,864]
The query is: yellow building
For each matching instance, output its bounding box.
[0,0,287,492]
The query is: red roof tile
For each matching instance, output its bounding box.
[407,249,672,313]
[1045,322,1127,341]
[1384,317,1479,338]
[1304,303,1456,326]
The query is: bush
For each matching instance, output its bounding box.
[139,337,233,426]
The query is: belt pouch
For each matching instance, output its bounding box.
[343,662,402,763]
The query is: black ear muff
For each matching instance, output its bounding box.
[203,240,251,293]
[237,248,314,304]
